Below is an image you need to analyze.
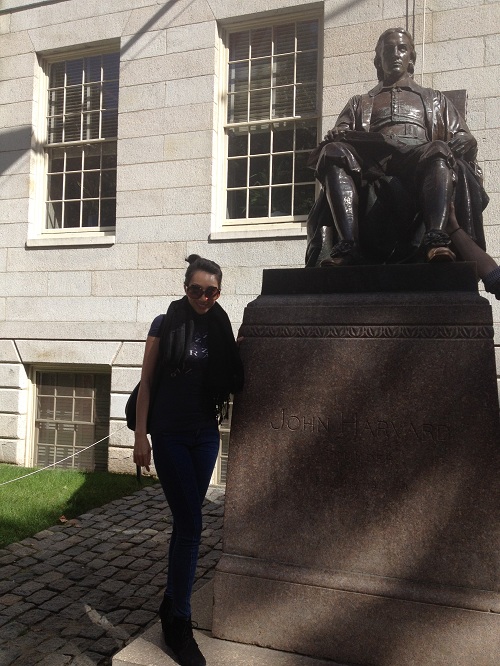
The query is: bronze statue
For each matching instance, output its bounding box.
[305,28,488,267]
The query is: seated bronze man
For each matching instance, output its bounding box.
[305,28,488,267]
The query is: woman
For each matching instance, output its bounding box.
[133,255,243,666]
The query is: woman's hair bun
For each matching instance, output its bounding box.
[183,254,222,286]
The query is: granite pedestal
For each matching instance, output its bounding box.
[212,264,500,666]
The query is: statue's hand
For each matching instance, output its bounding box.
[448,132,477,159]
[323,127,342,142]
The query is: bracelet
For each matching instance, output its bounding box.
[448,227,462,238]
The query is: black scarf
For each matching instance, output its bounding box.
[158,297,244,422]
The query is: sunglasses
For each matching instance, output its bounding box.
[185,284,221,299]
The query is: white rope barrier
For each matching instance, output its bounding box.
[0,424,128,488]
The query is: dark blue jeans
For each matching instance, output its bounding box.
[151,427,220,618]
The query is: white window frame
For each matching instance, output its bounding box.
[26,365,111,470]
[213,14,322,241]
[211,398,233,486]
[28,42,120,248]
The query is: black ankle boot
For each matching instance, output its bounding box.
[158,596,173,642]
[167,616,206,666]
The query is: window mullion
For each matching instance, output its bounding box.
[84,60,89,142]
[247,56,251,124]
[99,55,103,141]
[270,28,274,122]
[61,150,66,228]
[270,124,275,220]
[62,65,67,144]
[79,131,84,228]
[293,25,298,118]
[80,66,84,143]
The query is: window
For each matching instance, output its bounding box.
[224,19,319,229]
[44,51,119,231]
[213,400,233,485]
[34,371,111,471]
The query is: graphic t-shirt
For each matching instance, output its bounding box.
[147,313,217,433]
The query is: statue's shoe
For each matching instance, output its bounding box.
[320,256,352,267]
[320,244,361,267]
[427,247,456,262]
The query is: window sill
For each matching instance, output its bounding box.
[26,233,116,248]
[210,227,307,242]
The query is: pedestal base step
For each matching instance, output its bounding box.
[112,581,346,666]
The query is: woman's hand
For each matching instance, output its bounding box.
[446,201,460,235]
[133,335,159,474]
[134,433,151,472]
[446,201,460,234]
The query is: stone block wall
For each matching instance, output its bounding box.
[0,341,28,465]
[0,0,498,470]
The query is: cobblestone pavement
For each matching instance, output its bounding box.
[0,484,225,666]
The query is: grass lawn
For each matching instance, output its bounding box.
[0,464,157,548]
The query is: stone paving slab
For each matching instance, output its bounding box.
[0,484,225,666]
[113,628,346,666]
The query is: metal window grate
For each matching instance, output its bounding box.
[34,371,111,471]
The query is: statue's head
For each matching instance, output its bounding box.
[374,28,416,81]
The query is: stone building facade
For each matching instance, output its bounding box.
[0,0,499,477]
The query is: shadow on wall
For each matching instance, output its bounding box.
[222,333,500,664]
[0,126,33,177]
[0,0,372,181]
[0,0,197,177]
